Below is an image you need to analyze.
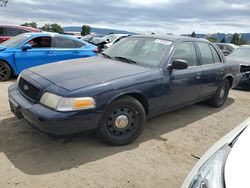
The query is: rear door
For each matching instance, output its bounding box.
[15,36,54,73]
[52,36,90,62]
[162,41,202,107]
[196,42,225,97]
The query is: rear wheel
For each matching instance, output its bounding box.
[0,61,11,81]
[208,79,230,107]
[97,96,146,145]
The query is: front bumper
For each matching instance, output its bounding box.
[8,84,102,136]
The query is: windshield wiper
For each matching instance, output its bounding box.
[101,52,112,59]
[114,56,138,64]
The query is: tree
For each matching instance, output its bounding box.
[220,37,226,43]
[231,33,239,45]
[191,31,196,38]
[0,0,8,7]
[40,23,64,34]
[81,25,91,36]
[21,22,38,29]
[231,33,248,45]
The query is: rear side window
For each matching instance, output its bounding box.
[210,45,221,63]
[172,42,197,66]
[197,43,214,65]
[27,36,52,48]
[53,37,77,48]
[74,40,85,48]
[0,27,4,36]
[6,27,26,36]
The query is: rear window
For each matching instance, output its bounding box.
[1,34,30,47]
[6,27,27,36]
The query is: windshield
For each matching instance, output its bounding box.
[105,35,119,43]
[229,48,250,59]
[103,37,173,67]
[1,34,30,47]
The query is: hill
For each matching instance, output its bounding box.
[63,26,137,35]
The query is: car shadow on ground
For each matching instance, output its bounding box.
[0,98,235,175]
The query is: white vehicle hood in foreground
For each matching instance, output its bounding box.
[225,124,250,188]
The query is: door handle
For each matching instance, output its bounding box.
[45,51,53,55]
[196,73,201,79]
[73,51,80,54]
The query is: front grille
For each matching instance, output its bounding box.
[240,65,250,73]
[18,77,40,102]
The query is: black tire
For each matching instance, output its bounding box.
[97,96,146,146]
[208,79,230,107]
[0,61,11,81]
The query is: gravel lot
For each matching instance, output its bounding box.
[0,80,249,188]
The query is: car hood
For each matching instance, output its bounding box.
[227,57,250,66]
[29,56,152,91]
[224,124,250,188]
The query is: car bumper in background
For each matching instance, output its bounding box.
[8,84,102,136]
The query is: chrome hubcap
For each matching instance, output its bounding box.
[115,115,129,129]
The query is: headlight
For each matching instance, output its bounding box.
[189,145,231,188]
[40,92,96,112]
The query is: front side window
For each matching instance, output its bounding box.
[27,36,52,48]
[53,37,76,48]
[103,37,173,67]
[197,42,214,65]
[172,42,197,66]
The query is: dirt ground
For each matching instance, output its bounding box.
[0,80,249,188]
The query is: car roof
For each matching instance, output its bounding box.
[0,25,41,32]
[23,32,78,38]
[130,34,208,42]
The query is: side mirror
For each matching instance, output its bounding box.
[21,44,32,51]
[169,59,188,70]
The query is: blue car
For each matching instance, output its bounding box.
[0,32,97,81]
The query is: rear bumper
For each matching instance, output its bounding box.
[8,84,102,136]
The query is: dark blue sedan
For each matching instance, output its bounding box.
[8,35,240,145]
[0,32,97,81]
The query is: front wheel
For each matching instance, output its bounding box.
[97,96,146,146]
[208,79,230,107]
[0,61,11,81]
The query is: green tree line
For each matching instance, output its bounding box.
[20,22,91,36]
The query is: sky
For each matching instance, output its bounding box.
[0,0,250,34]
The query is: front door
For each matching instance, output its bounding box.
[162,42,202,108]
[15,36,54,73]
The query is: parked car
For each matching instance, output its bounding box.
[82,34,105,44]
[0,25,41,43]
[8,35,240,145]
[0,32,97,81]
[182,118,250,188]
[92,34,129,51]
[227,46,250,89]
[215,43,238,56]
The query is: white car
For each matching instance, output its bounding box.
[92,34,129,47]
[182,118,250,188]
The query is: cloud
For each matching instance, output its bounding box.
[0,0,250,34]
